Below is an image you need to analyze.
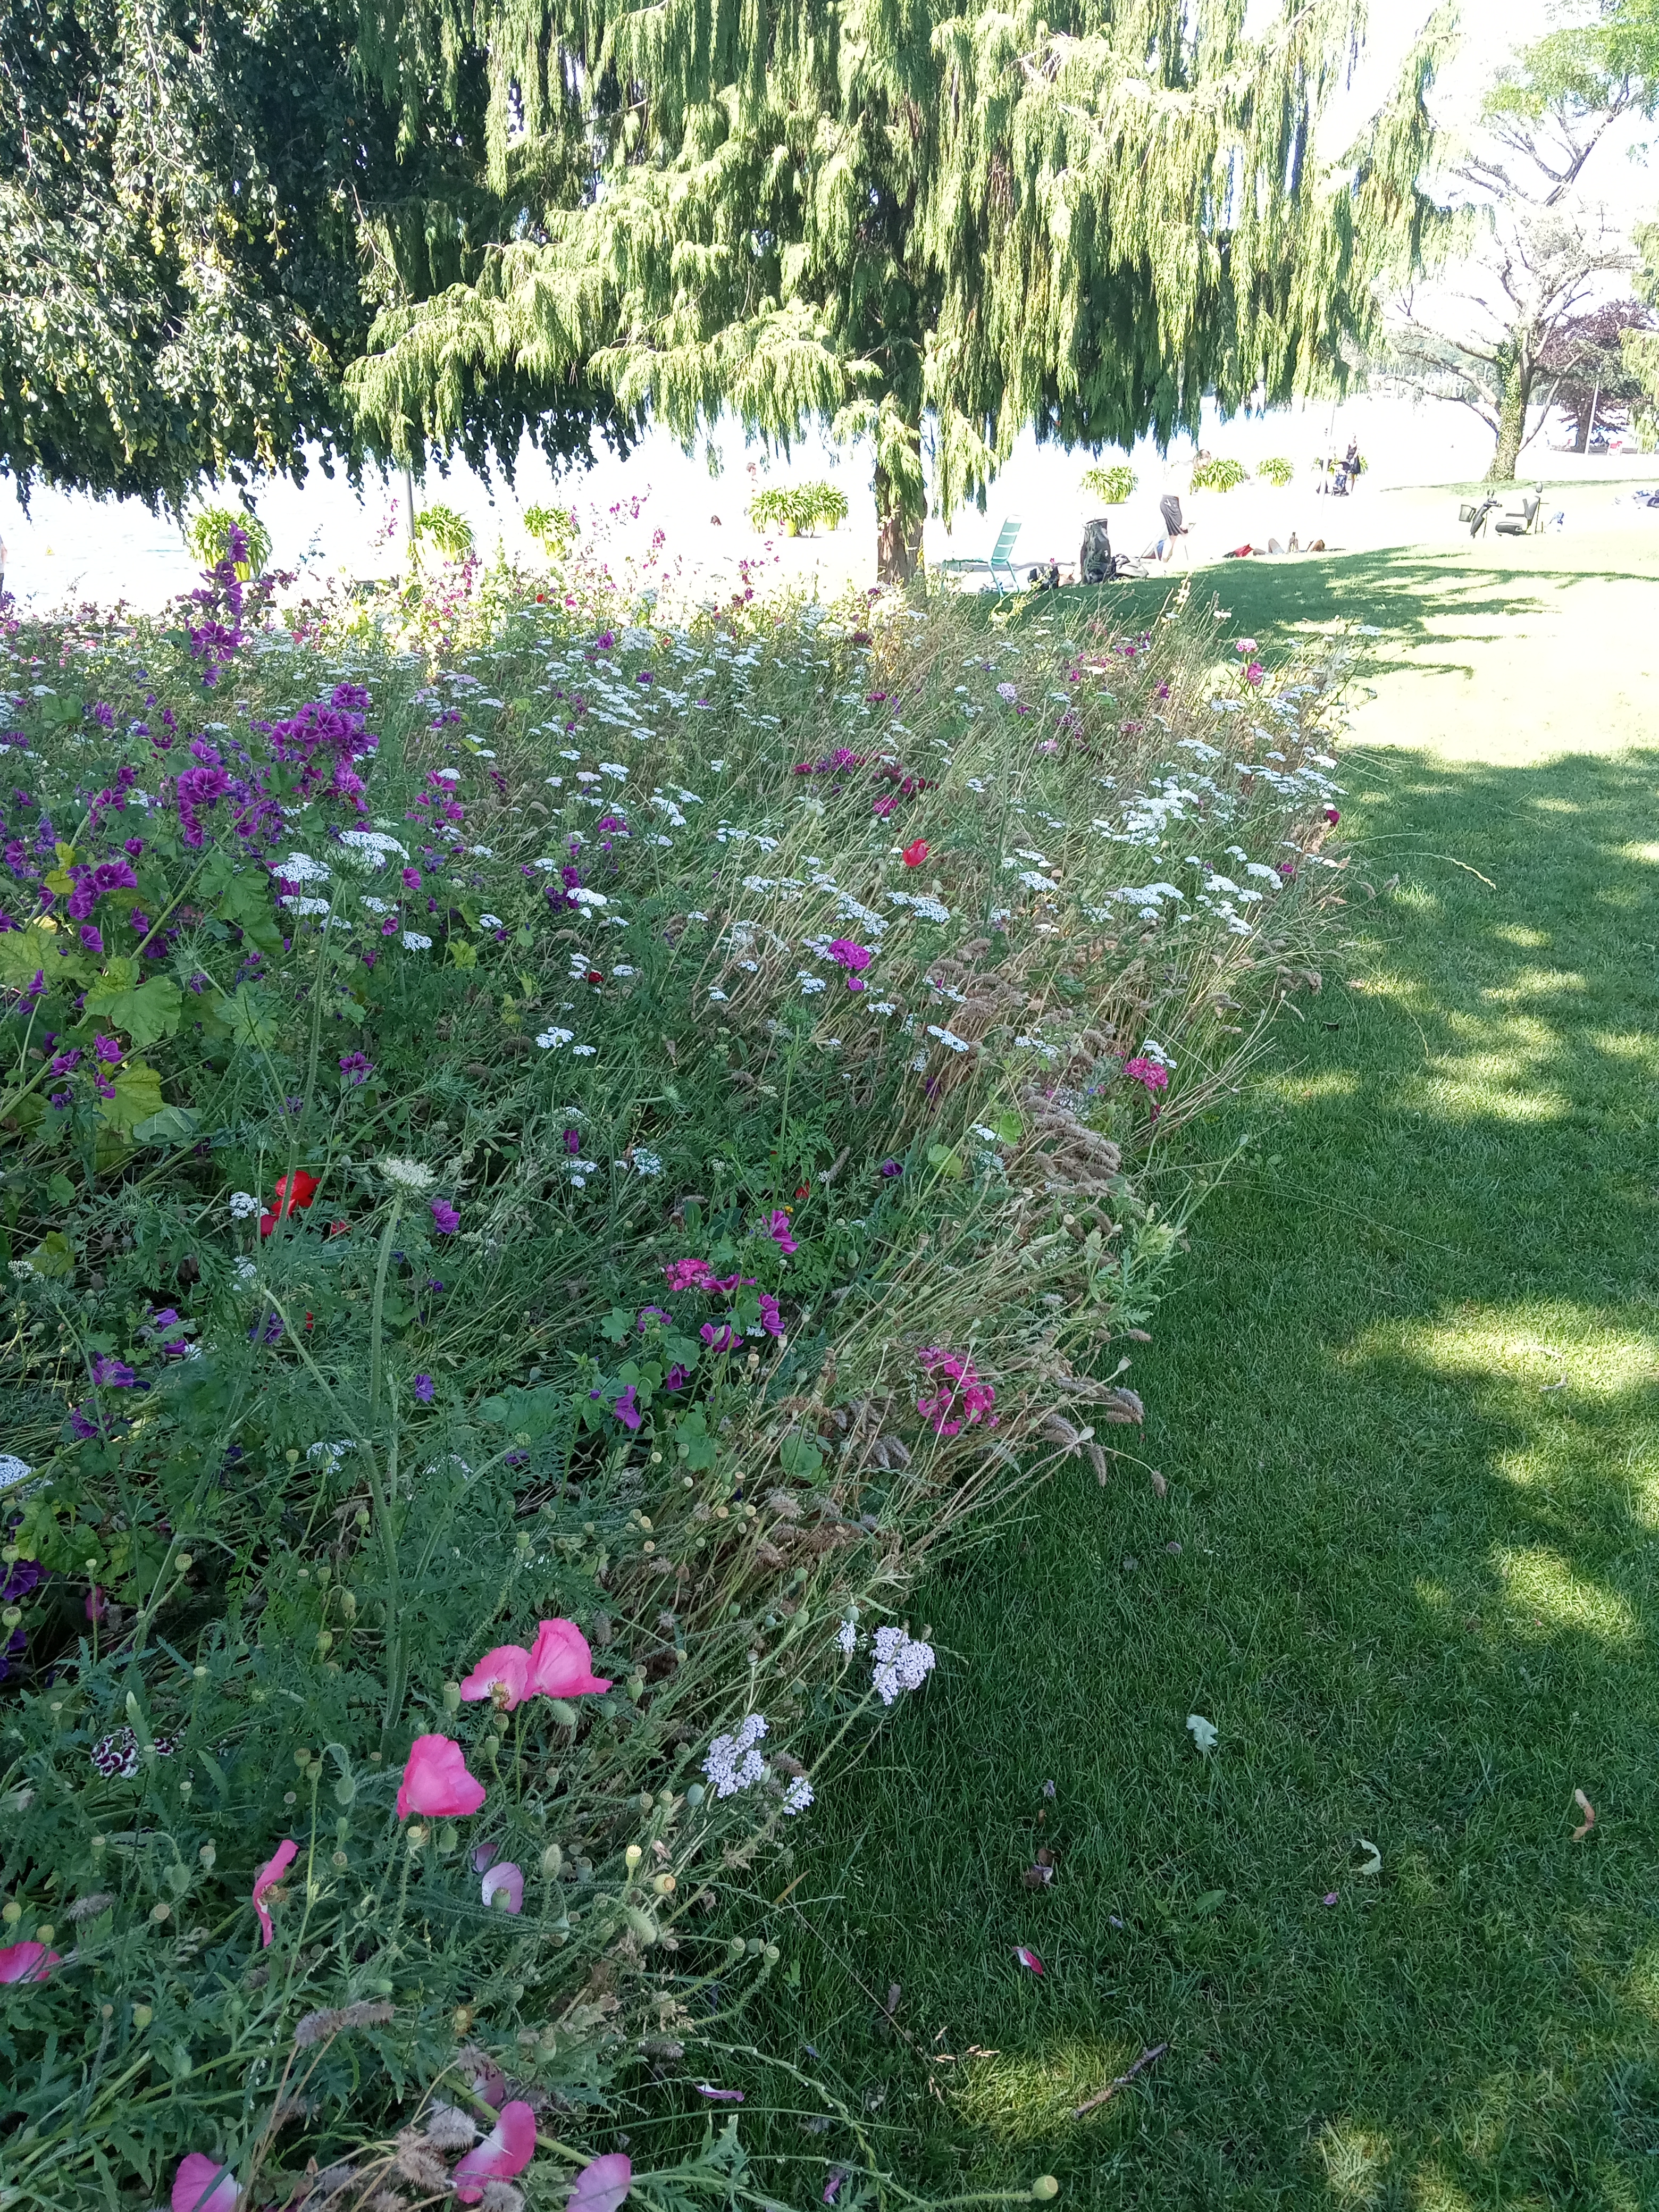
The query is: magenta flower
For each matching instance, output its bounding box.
[93,1034,122,1066]
[0,1940,61,1984]
[1277,859,1297,880]
[339,1051,372,1084]
[569,2152,633,2212]
[90,1356,137,1387]
[252,1837,298,1948]
[79,924,104,956]
[826,939,872,987]
[916,1348,998,1437]
[526,1618,611,1698]
[171,2155,237,2212]
[481,1860,524,1913]
[701,1319,739,1353]
[768,1209,798,1256]
[453,2101,537,2203]
[413,1373,435,1404]
[613,1384,642,1430]
[664,1256,716,1292]
[756,1292,784,1339]
[460,1646,532,1711]
[1123,1056,1169,1096]
[431,1197,459,1234]
[1244,660,1264,688]
[1013,1945,1044,1975]
[1324,807,1340,825]
[879,1159,902,1178]
[401,866,422,890]
[397,1733,487,1817]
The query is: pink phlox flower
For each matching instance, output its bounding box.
[171,2155,238,2212]
[526,1618,611,1698]
[1013,1945,1044,1975]
[569,2151,633,2212]
[0,1940,62,1984]
[397,1733,487,1818]
[768,1209,798,1256]
[453,2099,538,2204]
[459,1645,532,1711]
[1123,1056,1169,1094]
[916,1348,997,1437]
[481,1860,524,1913]
[251,1836,298,1947]
[664,1256,716,1292]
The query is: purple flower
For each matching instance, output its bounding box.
[767,1209,798,1257]
[68,1409,99,1439]
[827,939,872,984]
[636,1305,671,1330]
[430,1198,460,1235]
[49,1050,81,1077]
[664,1363,691,1390]
[756,1293,785,1339]
[90,1356,137,1387]
[563,1127,582,1154]
[339,1051,372,1084]
[79,925,104,957]
[613,1384,642,1431]
[879,1159,902,1178]
[93,1034,122,1067]
[700,1320,739,1353]
[413,1373,435,1404]
[48,1090,72,1110]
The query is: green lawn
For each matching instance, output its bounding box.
[719,558,1659,2208]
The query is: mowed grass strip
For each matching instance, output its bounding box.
[720,593,1659,2207]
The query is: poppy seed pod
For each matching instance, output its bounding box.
[541,1843,563,1878]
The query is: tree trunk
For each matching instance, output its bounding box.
[874,462,924,585]
[1486,378,1528,482]
[1580,375,1601,453]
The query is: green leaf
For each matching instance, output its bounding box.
[778,1432,823,1478]
[99,1060,166,1133]
[447,937,478,969]
[1192,1889,1227,1917]
[927,1142,967,1181]
[992,1110,1023,1143]
[599,1306,633,1344]
[132,1105,200,1146]
[26,1228,75,1279]
[224,986,279,1051]
[83,972,182,1051]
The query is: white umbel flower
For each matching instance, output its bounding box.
[378,1155,435,1192]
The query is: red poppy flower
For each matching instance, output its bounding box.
[259,1169,320,1237]
[901,839,928,868]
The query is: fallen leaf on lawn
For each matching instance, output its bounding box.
[1192,1889,1226,1916]
[1150,1471,1168,1498]
[1321,1892,1339,1907]
[1355,1838,1382,1877]
[1186,1713,1218,1754]
[1571,1789,1596,1842]
[1023,1865,1054,1889]
[1013,1945,1044,1975]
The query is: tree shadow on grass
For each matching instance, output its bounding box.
[717,744,1659,2209]
[988,546,1659,690]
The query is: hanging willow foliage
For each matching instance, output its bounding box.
[348,0,1449,575]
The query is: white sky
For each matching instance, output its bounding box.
[3,0,1653,610]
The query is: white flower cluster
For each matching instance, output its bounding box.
[872,1626,936,1706]
[703,1712,768,1799]
[0,1455,33,1491]
[781,1776,815,1816]
[228,1191,260,1220]
[337,828,407,868]
[378,1155,435,1192]
[274,851,329,883]
[401,931,433,951]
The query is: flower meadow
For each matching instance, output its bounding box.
[0,542,1351,2211]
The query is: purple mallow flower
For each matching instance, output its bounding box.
[431,1198,460,1235]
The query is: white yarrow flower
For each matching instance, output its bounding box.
[401,931,434,951]
[0,1454,33,1490]
[378,1155,436,1192]
[871,1626,936,1706]
[702,1712,769,1799]
[228,1191,260,1220]
[781,1776,815,1816]
[537,1028,575,1050]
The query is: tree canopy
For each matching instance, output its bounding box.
[349,0,1446,575]
[0,0,633,507]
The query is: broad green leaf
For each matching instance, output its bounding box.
[778,1432,823,1478]
[224,985,278,1051]
[927,1142,967,1180]
[447,937,478,969]
[84,973,181,1051]
[99,1060,165,1133]
[132,1104,200,1145]
[27,1229,76,1278]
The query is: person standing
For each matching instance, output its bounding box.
[1158,489,1188,564]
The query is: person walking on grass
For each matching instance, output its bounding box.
[1158,488,1189,565]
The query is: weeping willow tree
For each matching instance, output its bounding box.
[349,0,1446,579]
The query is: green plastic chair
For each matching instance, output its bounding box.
[932,516,1023,591]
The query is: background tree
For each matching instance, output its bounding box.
[0,0,633,507]
[1537,299,1654,448]
[348,0,1447,581]
[1379,26,1650,481]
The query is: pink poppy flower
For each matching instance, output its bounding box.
[252,1837,298,1948]
[569,2152,632,2212]
[453,2099,537,2203]
[0,1940,61,1983]
[696,2083,745,2101]
[526,1618,611,1699]
[482,1861,524,1913]
[397,1733,486,1819]
[459,1644,532,1710]
[1013,1945,1044,1974]
[172,2155,237,2212]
